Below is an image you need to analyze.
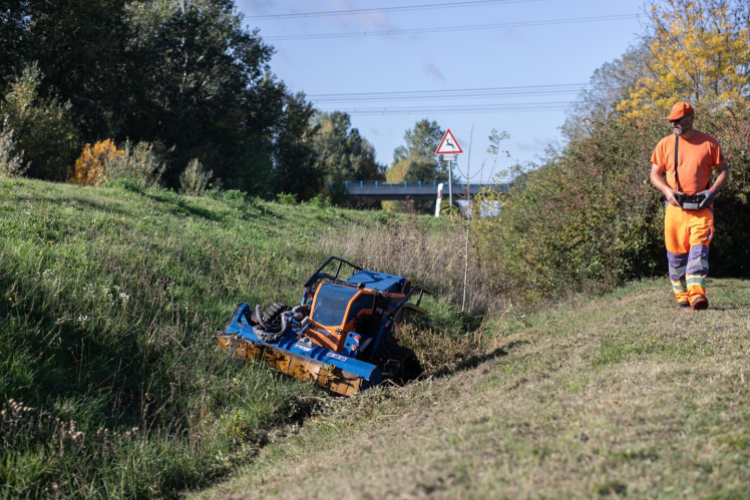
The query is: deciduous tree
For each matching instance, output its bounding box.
[385,119,450,212]
[563,43,652,140]
[0,0,30,91]
[311,111,384,203]
[0,0,324,197]
[273,91,320,200]
[390,119,449,182]
[122,0,279,188]
[618,0,750,118]
[22,0,128,138]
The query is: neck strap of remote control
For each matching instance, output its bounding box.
[674,135,683,192]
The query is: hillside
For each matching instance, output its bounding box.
[196,279,750,499]
[3,178,749,499]
[0,178,472,499]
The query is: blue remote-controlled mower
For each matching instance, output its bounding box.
[215,257,428,396]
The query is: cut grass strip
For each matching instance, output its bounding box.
[194,278,750,500]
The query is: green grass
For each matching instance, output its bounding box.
[12,177,745,500]
[0,178,473,499]
[194,278,750,500]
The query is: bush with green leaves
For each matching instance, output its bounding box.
[105,140,166,187]
[276,192,297,205]
[0,63,79,181]
[204,182,223,200]
[693,108,750,276]
[474,107,750,305]
[0,119,27,178]
[222,189,248,208]
[102,177,145,193]
[473,116,666,304]
[305,194,332,209]
[179,158,213,196]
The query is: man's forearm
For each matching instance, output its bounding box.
[650,164,681,206]
[650,170,670,195]
[711,165,729,194]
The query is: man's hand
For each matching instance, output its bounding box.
[697,189,716,208]
[651,164,683,206]
[665,187,683,207]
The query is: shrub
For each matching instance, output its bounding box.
[222,189,262,212]
[222,189,248,208]
[179,158,213,196]
[473,106,750,305]
[204,181,223,200]
[473,115,665,305]
[276,192,297,205]
[0,119,27,178]
[68,140,123,186]
[0,63,79,181]
[105,141,166,187]
[103,177,145,193]
[696,108,750,276]
[305,194,331,208]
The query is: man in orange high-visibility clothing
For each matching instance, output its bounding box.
[650,102,729,311]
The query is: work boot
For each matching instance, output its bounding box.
[690,297,709,311]
[677,301,690,308]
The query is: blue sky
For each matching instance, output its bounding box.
[236,0,648,182]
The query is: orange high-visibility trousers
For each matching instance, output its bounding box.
[664,204,714,307]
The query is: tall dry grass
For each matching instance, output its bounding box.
[318,214,508,314]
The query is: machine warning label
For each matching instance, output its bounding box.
[326,353,347,361]
[294,341,313,352]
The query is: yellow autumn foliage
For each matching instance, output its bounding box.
[69,140,124,186]
[617,0,750,119]
[382,159,411,213]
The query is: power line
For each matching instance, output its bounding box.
[263,13,641,41]
[318,101,573,115]
[245,0,544,20]
[307,83,588,98]
[312,89,585,103]
[307,83,590,102]
[265,14,640,41]
[325,107,572,115]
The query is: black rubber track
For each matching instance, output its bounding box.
[374,342,423,383]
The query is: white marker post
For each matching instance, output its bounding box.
[435,182,444,217]
[435,129,463,208]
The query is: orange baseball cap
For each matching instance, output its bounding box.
[666,102,694,120]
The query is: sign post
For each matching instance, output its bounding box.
[435,129,463,208]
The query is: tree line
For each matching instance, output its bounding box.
[0,0,448,204]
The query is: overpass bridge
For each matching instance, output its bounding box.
[335,181,507,201]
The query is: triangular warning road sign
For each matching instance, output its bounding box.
[435,129,463,155]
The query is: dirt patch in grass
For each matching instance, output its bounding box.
[195,279,750,500]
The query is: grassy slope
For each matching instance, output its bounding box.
[6,178,749,499]
[0,178,462,499]
[197,279,750,500]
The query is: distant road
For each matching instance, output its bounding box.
[335,181,507,201]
